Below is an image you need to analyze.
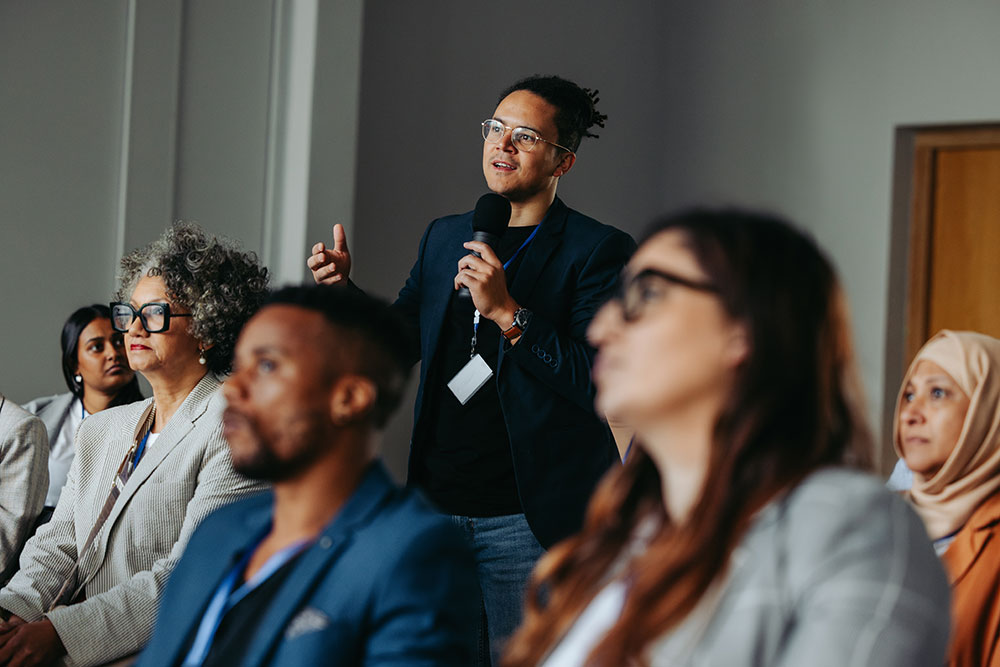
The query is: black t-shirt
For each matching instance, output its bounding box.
[183,552,303,667]
[416,225,537,517]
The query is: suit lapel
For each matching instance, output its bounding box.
[423,218,474,362]
[943,492,1000,585]
[242,462,397,666]
[508,197,568,304]
[79,374,221,586]
[169,504,273,658]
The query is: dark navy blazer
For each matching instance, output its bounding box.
[395,197,636,549]
[137,462,479,667]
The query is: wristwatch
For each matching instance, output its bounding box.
[501,307,531,342]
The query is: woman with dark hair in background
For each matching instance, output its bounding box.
[24,305,143,514]
[0,223,269,667]
[503,210,950,666]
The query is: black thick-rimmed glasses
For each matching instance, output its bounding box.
[110,302,192,334]
[614,268,719,322]
[481,119,575,154]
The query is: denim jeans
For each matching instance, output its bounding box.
[450,513,545,666]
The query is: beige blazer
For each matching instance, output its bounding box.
[0,375,265,666]
[0,395,49,582]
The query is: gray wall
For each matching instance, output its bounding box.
[1,1,129,402]
[352,0,1000,473]
[657,2,1000,464]
[1,0,363,405]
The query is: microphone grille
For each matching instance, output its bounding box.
[473,193,512,235]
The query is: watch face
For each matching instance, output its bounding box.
[514,308,531,328]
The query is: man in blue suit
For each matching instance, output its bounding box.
[137,286,478,667]
[308,75,635,665]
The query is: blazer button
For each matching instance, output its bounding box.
[531,344,539,353]
[319,536,332,549]
[543,354,553,363]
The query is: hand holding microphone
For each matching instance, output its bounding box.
[454,194,522,327]
[456,194,511,300]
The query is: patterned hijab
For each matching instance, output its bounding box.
[894,330,1000,539]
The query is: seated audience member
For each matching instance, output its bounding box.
[502,210,950,666]
[0,223,269,666]
[895,330,1000,666]
[0,395,48,584]
[24,304,144,515]
[138,285,479,666]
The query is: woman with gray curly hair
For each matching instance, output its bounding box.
[0,223,269,666]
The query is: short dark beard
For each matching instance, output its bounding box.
[229,413,330,483]
[232,444,320,482]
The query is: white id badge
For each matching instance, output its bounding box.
[447,354,494,405]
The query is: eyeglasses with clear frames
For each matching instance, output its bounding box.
[110,302,193,334]
[614,268,719,322]
[481,119,575,154]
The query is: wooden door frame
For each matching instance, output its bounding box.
[883,123,1000,473]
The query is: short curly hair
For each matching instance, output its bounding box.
[115,222,270,374]
[498,75,607,153]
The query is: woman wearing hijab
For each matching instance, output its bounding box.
[896,329,1000,667]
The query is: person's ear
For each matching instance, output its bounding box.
[552,152,576,178]
[329,375,377,426]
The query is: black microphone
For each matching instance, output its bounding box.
[457,193,511,300]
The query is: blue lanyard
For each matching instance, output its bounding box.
[132,430,151,472]
[470,225,540,355]
[182,536,313,666]
[501,224,541,271]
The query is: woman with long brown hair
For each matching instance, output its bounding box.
[503,210,951,666]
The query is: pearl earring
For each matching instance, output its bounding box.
[198,349,207,365]
[74,374,83,383]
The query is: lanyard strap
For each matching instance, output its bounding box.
[468,225,540,357]
[48,402,156,611]
[501,224,540,271]
[131,429,152,475]
[182,537,313,666]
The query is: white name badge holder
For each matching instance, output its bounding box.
[447,310,494,405]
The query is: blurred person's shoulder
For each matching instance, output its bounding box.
[756,466,940,583]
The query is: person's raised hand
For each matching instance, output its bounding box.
[307,223,352,286]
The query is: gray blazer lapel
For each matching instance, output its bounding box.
[29,392,77,440]
[79,374,221,585]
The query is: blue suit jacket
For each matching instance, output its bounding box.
[396,197,636,549]
[137,462,479,666]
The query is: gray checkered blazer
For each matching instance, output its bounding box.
[0,395,48,582]
[647,469,951,666]
[0,375,265,666]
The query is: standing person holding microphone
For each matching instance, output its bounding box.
[308,75,635,665]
